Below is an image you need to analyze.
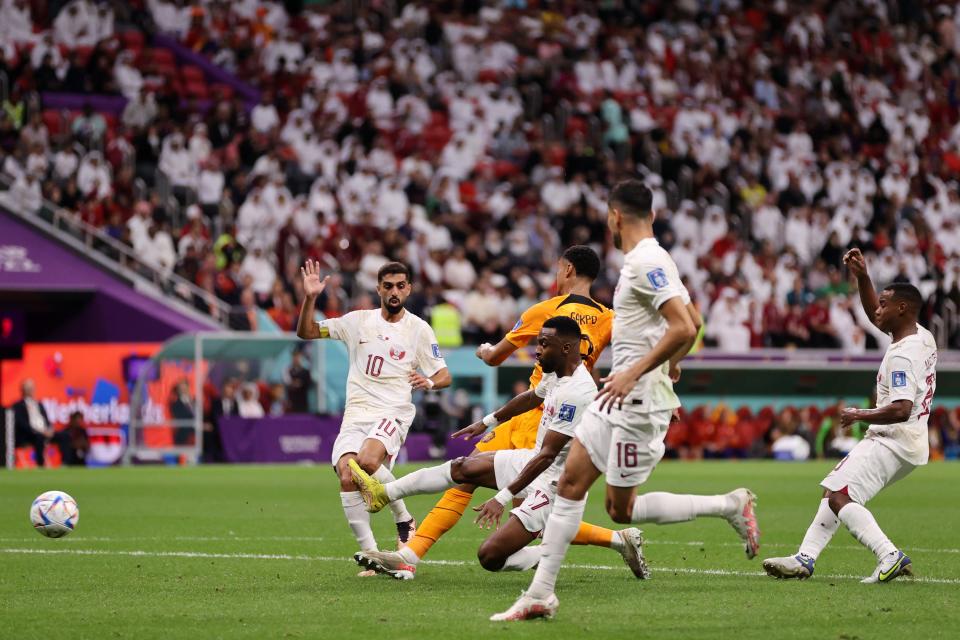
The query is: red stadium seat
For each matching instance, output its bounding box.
[210,83,235,99]
[186,81,209,99]
[151,47,175,66]
[42,109,64,136]
[182,65,205,83]
[119,30,145,52]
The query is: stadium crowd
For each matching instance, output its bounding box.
[2,0,960,351]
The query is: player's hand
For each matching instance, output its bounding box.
[475,342,493,361]
[839,407,861,428]
[670,408,681,424]
[409,371,434,391]
[596,370,639,413]
[473,499,505,530]
[451,421,486,440]
[300,260,330,297]
[842,248,868,279]
[669,362,682,383]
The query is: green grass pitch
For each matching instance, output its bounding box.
[2,461,958,639]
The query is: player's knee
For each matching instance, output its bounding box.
[476,541,506,572]
[557,476,588,501]
[354,452,381,474]
[449,457,468,483]
[605,498,632,524]
[337,467,356,491]
[826,491,852,515]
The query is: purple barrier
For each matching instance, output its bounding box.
[218,415,478,464]
[41,92,214,116]
[0,211,216,339]
[153,33,261,105]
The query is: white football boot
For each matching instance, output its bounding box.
[618,528,651,579]
[490,591,559,621]
[725,488,761,559]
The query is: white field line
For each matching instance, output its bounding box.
[1,536,958,556]
[2,547,958,585]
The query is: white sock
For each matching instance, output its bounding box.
[609,530,625,552]
[798,498,840,559]
[500,546,543,571]
[837,502,897,559]
[398,546,420,566]
[372,466,413,524]
[385,461,454,502]
[340,491,377,552]
[527,495,585,599]
[630,492,733,524]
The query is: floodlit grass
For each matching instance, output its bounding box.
[2,461,958,639]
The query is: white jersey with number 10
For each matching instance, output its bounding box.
[317,309,447,423]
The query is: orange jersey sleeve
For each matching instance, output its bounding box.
[504,298,557,348]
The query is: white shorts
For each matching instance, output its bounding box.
[511,475,556,534]
[575,403,672,488]
[331,415,411,468]
[493,449,536,497]
[821,437,915,504]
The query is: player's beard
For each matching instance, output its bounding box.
[384,298,403,315]
[612,231,622,250]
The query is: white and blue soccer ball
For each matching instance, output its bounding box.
[30,491,80,538]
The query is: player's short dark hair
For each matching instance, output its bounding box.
[609,180,653,219]
[543,316,582,342]
[883,282,923,313]
[562,245,601,281]
[377,262,411,283]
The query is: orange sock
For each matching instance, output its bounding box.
[572,521,615,547]
[406,488,474,559]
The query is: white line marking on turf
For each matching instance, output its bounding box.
[2,547,958,585]
[2,536,957,556]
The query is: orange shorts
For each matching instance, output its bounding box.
[474,406,543,452]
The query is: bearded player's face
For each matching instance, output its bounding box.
[377,274,410,314]
[607,205,622,250]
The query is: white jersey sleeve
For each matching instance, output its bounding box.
[534,373,557,399]
[316,311,360,343]
[414,322,447,377]
[630,256,686,310]
[885,355,919,404]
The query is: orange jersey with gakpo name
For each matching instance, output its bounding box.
[505,293,614,388]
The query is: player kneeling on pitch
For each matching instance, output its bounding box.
[350,317,649,580]
[763,248,937,584]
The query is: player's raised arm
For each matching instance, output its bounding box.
[843,248,881,329]
[476,338,520,366]
[295,259,331,340]
[597,296,696,412]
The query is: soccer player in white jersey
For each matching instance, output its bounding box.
[349,317,648,580]
[763,248,937,584]
[492,179,760,622]
[296,260,451,560]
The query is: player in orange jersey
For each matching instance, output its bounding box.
[390,246,635,575]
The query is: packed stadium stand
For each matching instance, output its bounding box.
[2,0,959,350]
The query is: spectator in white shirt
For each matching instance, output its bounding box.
[114,51,144,100]
[159,133,197,189]
[443,245,477,291]
[54,0,98,48]
[240,246,277,296]
[188,123,213,165]
[251,93,281,133]
[706,288,752,352]
[237,384,265,418]
[8,173,42,214]
[76,151,111,199]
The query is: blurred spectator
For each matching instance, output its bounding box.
[12,379,53,467]
[284,351,313,413]
[53,411,90,466]
[237,383,265,418]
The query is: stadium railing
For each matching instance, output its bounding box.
[0,178,230,327]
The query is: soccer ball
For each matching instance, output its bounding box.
[30,491,80,538]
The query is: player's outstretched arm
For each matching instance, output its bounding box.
[597,296,696,412]
[295,260,331,340]
[451,389,542,439]
[476,338,520,366]
[840,400,912,427]
[843,248,881,329]
[669,300,703,382]
[474,430,572,529]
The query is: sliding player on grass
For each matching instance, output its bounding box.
[492,180,760,622]
[350,317,648,580]
[296,260,451,563]
[391,246,626,573]
[763,249,936,583]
